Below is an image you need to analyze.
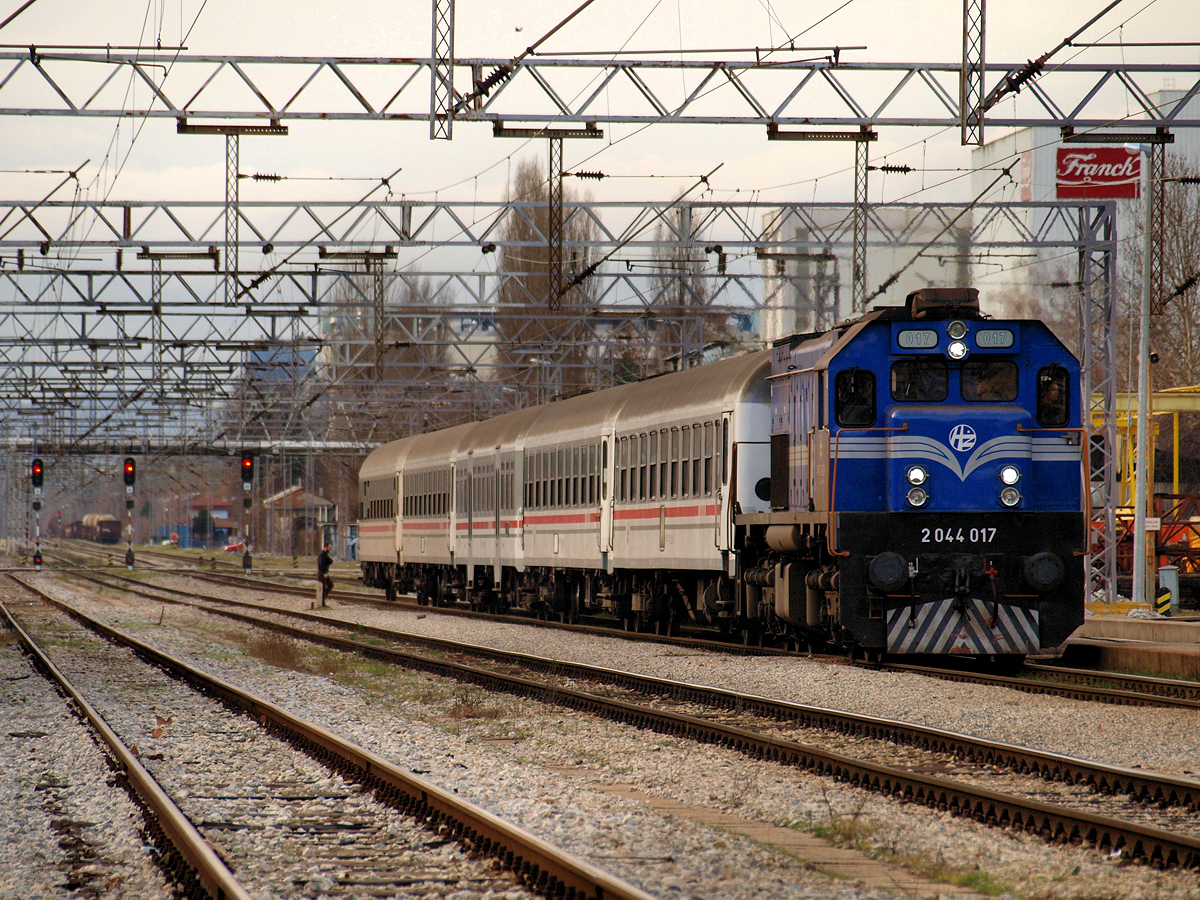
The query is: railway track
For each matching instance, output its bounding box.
[56,547,1200,712]
[4,573,658,900]
[36,567,1200,871]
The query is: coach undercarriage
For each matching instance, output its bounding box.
[373,560,778,636]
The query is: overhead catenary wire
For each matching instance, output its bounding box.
[865,161,1018,304]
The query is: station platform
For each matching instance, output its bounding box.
[1060,604,1200,679]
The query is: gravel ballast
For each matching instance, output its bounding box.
[6,571,1200,899]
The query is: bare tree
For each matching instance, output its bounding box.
[1118,153,1200,484]
[492,157,601,405]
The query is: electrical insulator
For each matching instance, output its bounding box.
[30,458,43,488]
[123,457,136,486]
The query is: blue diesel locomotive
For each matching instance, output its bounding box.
[741,287,1086,659]
[358,286,1087,661]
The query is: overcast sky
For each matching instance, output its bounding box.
[0,1,1196,234]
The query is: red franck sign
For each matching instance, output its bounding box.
[1056,147,1141,199]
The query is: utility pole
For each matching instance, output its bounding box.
[430,0,454,139]
[961,0,986,146]
[177,120,288,305]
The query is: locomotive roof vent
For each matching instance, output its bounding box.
[906,287,981,320]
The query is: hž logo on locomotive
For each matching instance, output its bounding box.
[1055,147,1140,199]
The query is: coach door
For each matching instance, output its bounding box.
[449,460,460,567]
[599,433,614,557]
[715,414,731,552]
[493,447,503,586]
[464,451,475,586]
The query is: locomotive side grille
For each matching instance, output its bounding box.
[886,597,1039,654]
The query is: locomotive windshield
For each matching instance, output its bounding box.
[890,358,948,401]
[961,359,1018,402]
[1037,365,1070,426]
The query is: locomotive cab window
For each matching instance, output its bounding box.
[961,359,1018,402]
[1037,365,1070,427]
[890,358,948,401]
[834,368,876,426]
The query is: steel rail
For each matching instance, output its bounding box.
[0,591,253,900]
[54,549,1200,699]
[46,546,1200,707]
[8,574,659,900]
[46,569,1200,852]
[1025,662,1200,703]
[881,662,1200,712]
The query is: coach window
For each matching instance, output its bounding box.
[648,432,658,499]
[588,444,597,508]
[616,438,625,502]
[559,449,566,507]
[672,427,681,496]
[703,422,714,494]
[835,368,877,426]
[574,445,582,506]
[682,426,690,497]
[540,451,548,508]
[587,443,595,505]
[891,358,948,402]
[1037,365,1070,427]
[692,424,702,493]
[643,433,652,500]
[540,452,548,509]
[625,435,633,501]
[961,359,1018,402]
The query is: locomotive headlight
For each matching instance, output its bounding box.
[905,465,928,486]
[906,486,929,508]
[947,340,968,360]
[947,320,968,340]
[1000,465,1021,485]
[1000,486,1021,507]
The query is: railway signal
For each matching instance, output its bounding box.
[240,453,254,575]
[29,458,44,571]
[122,457,135,569]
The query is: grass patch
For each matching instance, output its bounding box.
[874,846,1012,896]
[446,685,514,720]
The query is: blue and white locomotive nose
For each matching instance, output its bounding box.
[886,406,1031,512]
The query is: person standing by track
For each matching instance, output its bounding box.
[316,542,334,606]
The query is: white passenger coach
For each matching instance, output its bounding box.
[359,350,770,629]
